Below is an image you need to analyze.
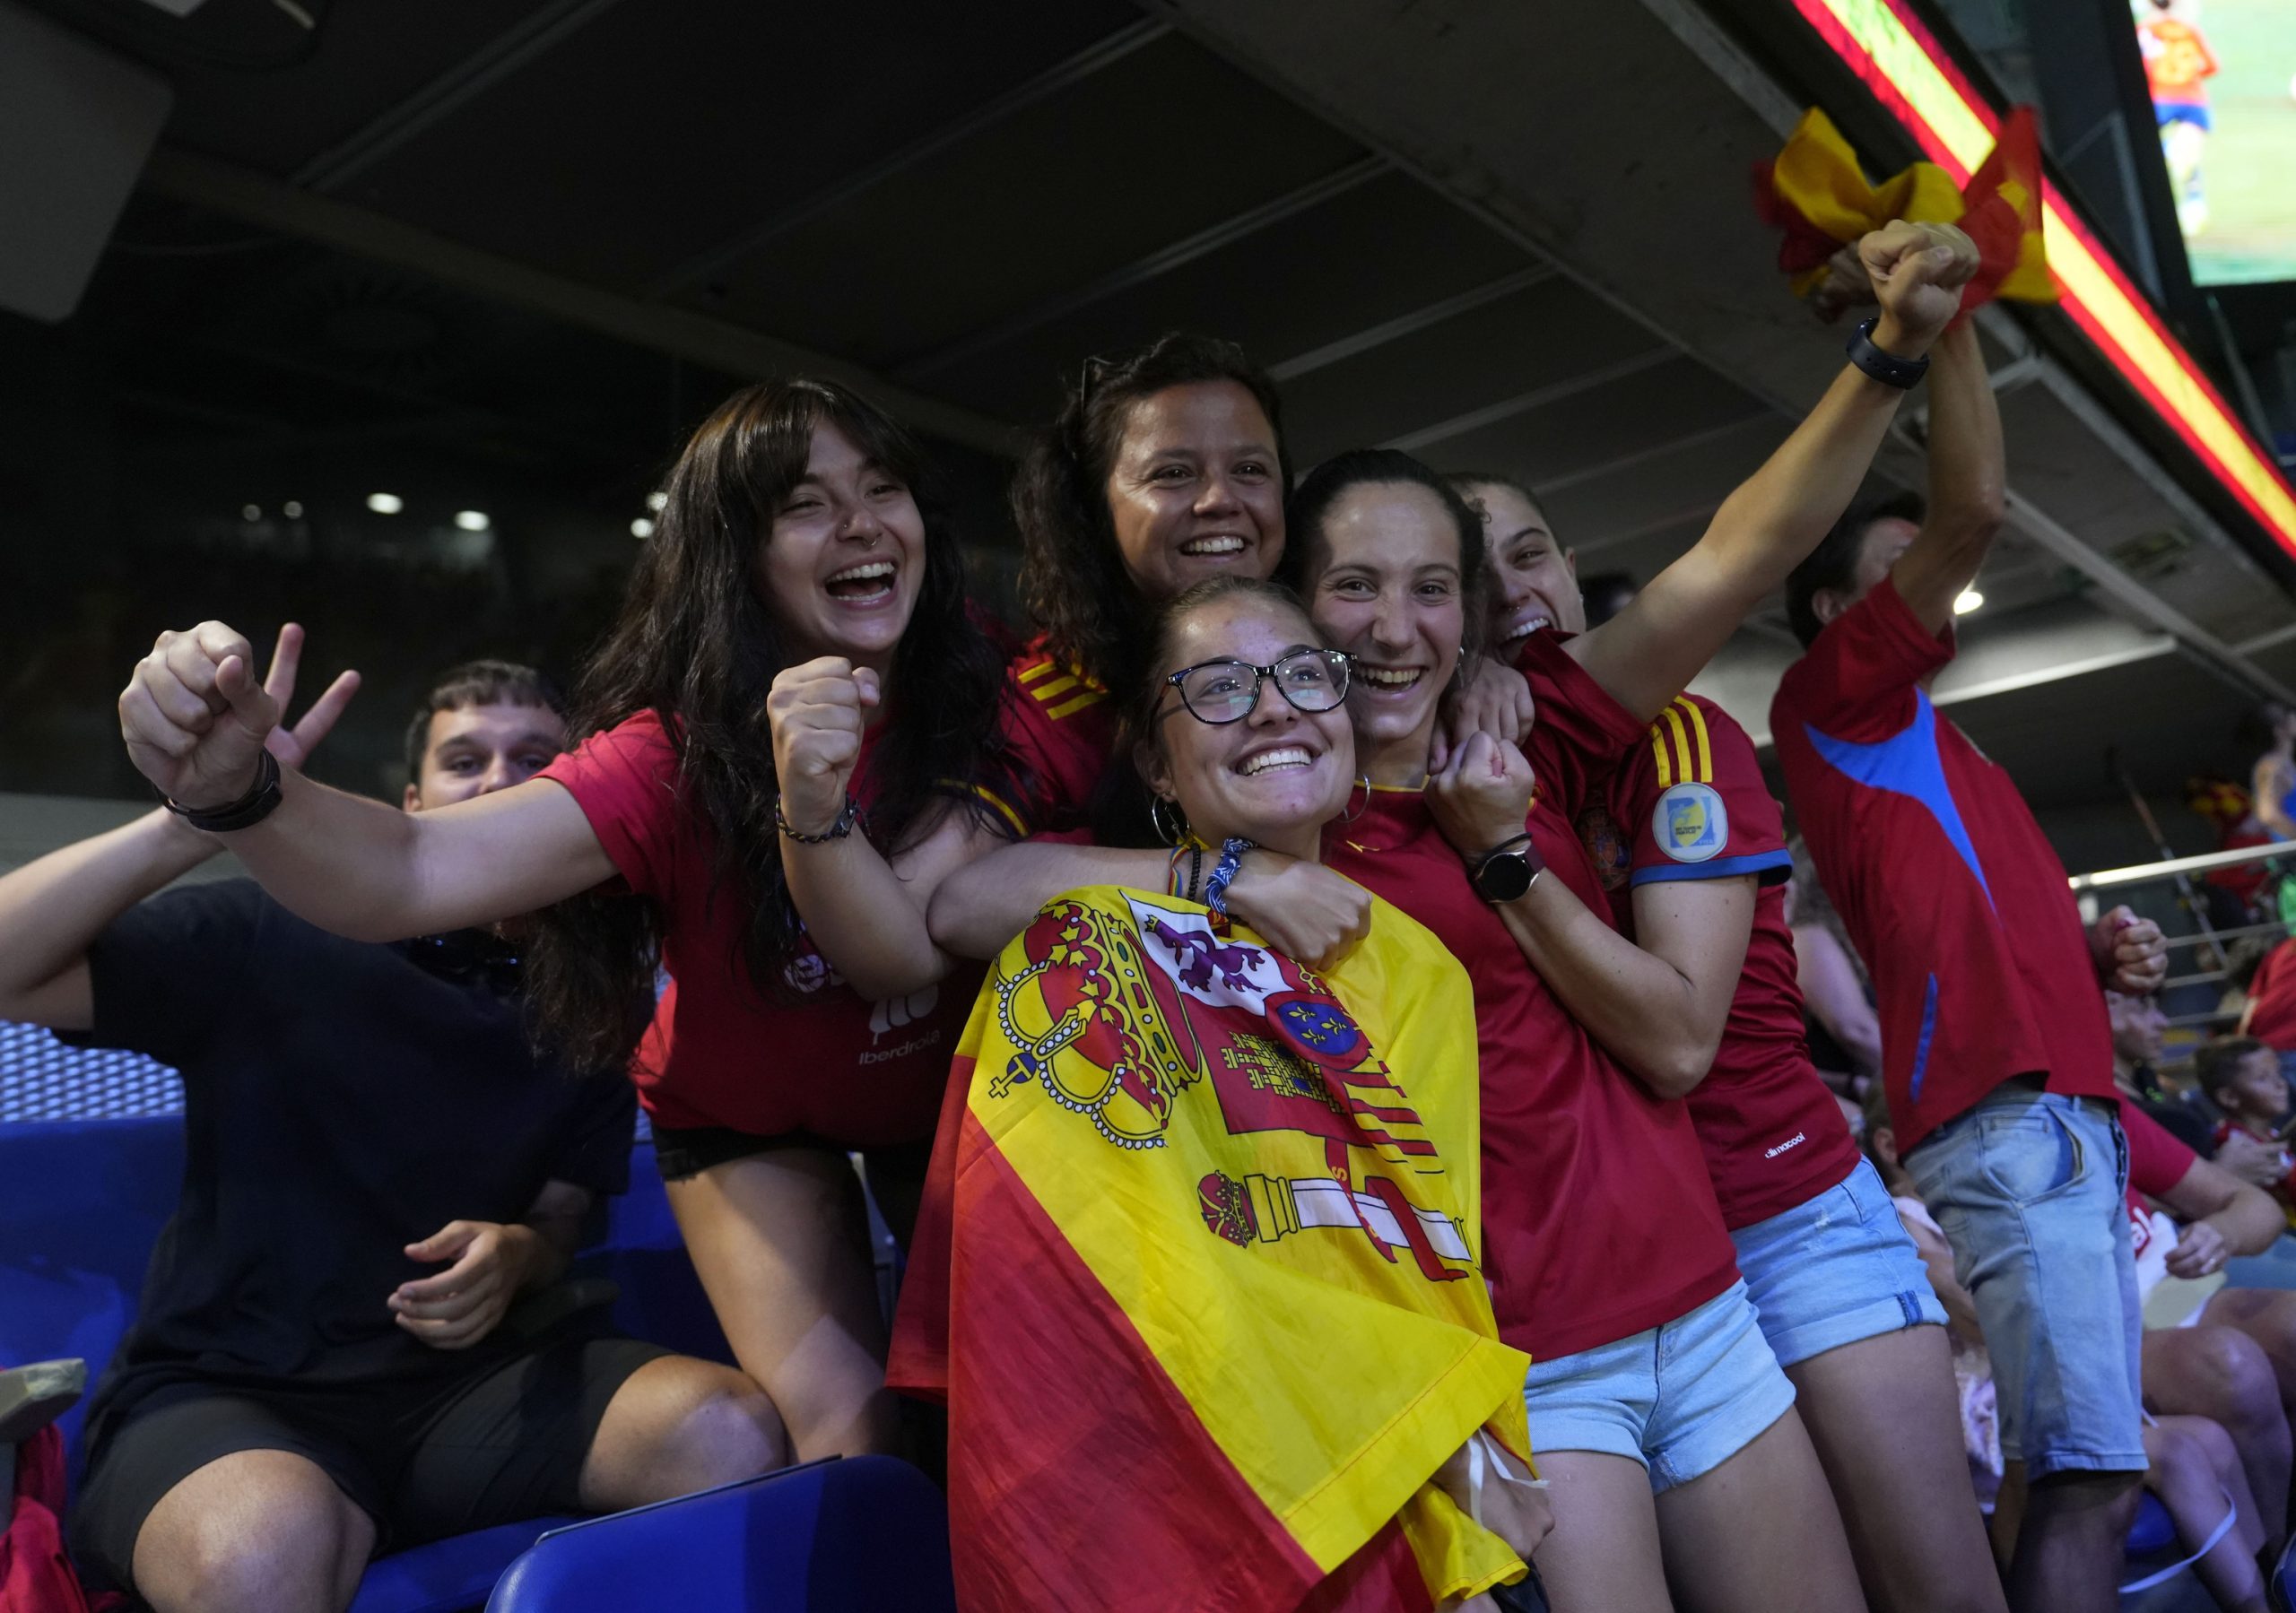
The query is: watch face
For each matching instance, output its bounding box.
[1475,851,1533,904]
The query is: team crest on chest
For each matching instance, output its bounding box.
[1654,781,1728,863]
[1575,804,1631,891]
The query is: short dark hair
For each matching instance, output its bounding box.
[1283,447,1492,672]
[1785,490,1926,648]
[1013,332,1292,692]
[2195,1035,2272,1098]
[403,659,567,782]
[1446,470,1547,516]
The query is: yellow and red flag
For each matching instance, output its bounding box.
[1757,104,2054,311]
[890,887,1532,1612]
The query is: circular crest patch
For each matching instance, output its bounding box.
[1267,993,1366,1069]
[1651,781,1728,863]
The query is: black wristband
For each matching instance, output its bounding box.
[165,748,283,832]
[775,793,861,843]
[1846,317,1931,390]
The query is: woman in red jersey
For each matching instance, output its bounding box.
[117,379,1021,1466]
[994,331,1531,967]
[1453,466,2005,1613]
[1285,225,1976,1611]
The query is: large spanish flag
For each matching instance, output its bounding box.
[890,887,1533,1611]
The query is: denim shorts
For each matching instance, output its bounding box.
[1905,1086,2145,1478]
[1733,1158,1946,1367]
[1521,1279,1796,1493]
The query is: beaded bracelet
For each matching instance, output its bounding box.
[1203,837,1254,916]
[774,793,861,843]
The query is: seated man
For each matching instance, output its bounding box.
[2109,990,2216,1158]
[0,631,782,1613]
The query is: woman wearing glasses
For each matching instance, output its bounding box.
[894,575,1549,1613]
[116,378,1024,1472]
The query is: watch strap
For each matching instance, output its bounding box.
[1846,317,1930,390]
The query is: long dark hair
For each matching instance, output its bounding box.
[1012,331,1292,694]
[524,378,1013,1071]
[1283,447,1492,676]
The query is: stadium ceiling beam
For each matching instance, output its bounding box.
[1374,348,1681,455]
[137,149,1026,459]
[292,0,626,192]
[645,18,1173,300]
[1265,264,1556,383]
[894,154,1390,383]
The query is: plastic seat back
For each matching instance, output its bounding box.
[485,1456,955,1613]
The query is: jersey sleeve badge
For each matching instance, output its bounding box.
[1653,781,1729,863]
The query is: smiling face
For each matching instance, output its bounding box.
[1138,594,1353,863]
[1103,381,1285,602]
[750,419,927,672]
[1300,481,1466,785]
[1464,480,1580,648]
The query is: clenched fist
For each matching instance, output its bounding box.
[119,621,357,811]
[1427,731,1539,863]
[1842,220,1981,356]
[768,656,880,837]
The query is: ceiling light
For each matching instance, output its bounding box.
[631,517,656,539]
[1953,589,1985,615]
[454,510,491,532]
[282,500,303,518]
[241,504,261,521]
[646,491,668,511]
[366,492,403,515]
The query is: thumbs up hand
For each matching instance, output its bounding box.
[119,621,284,810]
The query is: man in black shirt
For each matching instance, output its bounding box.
[0,630,783,1613]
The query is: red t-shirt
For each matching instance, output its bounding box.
[999,638,1119,836]
[539,710,975,1142]
[1326,634,1740,1359]
[1770,577,2116,1152]
[2247,940,2296,1054]
[1577,694,1862,1227]
[2124,1101,2195,1286]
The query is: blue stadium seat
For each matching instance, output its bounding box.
[0,1108,735,1609]
[484,1456,956,1613]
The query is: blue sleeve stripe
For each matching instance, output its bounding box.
[1628,850,1793,887]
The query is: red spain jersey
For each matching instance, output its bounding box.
[1326,633,1740,1359]
[2139,17,2217,106]
[2247,940,2296,1054]
[1770,577,2115,1152]
[1578,693,1862,1227]
[539,711,977,1142]
[998,637,1118,836]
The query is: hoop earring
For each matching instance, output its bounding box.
[1337,774,1371,825]
[1150,795,1190,848]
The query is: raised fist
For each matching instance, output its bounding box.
[1857,219,1979,355]
[768,656,880,837]
[118,622,360,811]
[121,621,283,810]
[1426,731,1539,863]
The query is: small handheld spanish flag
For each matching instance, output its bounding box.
[1756,106,2055,314]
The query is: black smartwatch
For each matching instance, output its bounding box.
[1845,317,1930,390]
[1470,833,1544,905]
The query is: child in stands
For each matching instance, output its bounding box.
[2198,1037,2296,1221]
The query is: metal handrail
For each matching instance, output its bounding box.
[2067,841,2288,892]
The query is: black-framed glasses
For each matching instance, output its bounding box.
[1161,649,1352,725]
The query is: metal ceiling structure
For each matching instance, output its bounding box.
[11,0,2296,825]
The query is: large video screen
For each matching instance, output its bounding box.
[2135,0,2296,285]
